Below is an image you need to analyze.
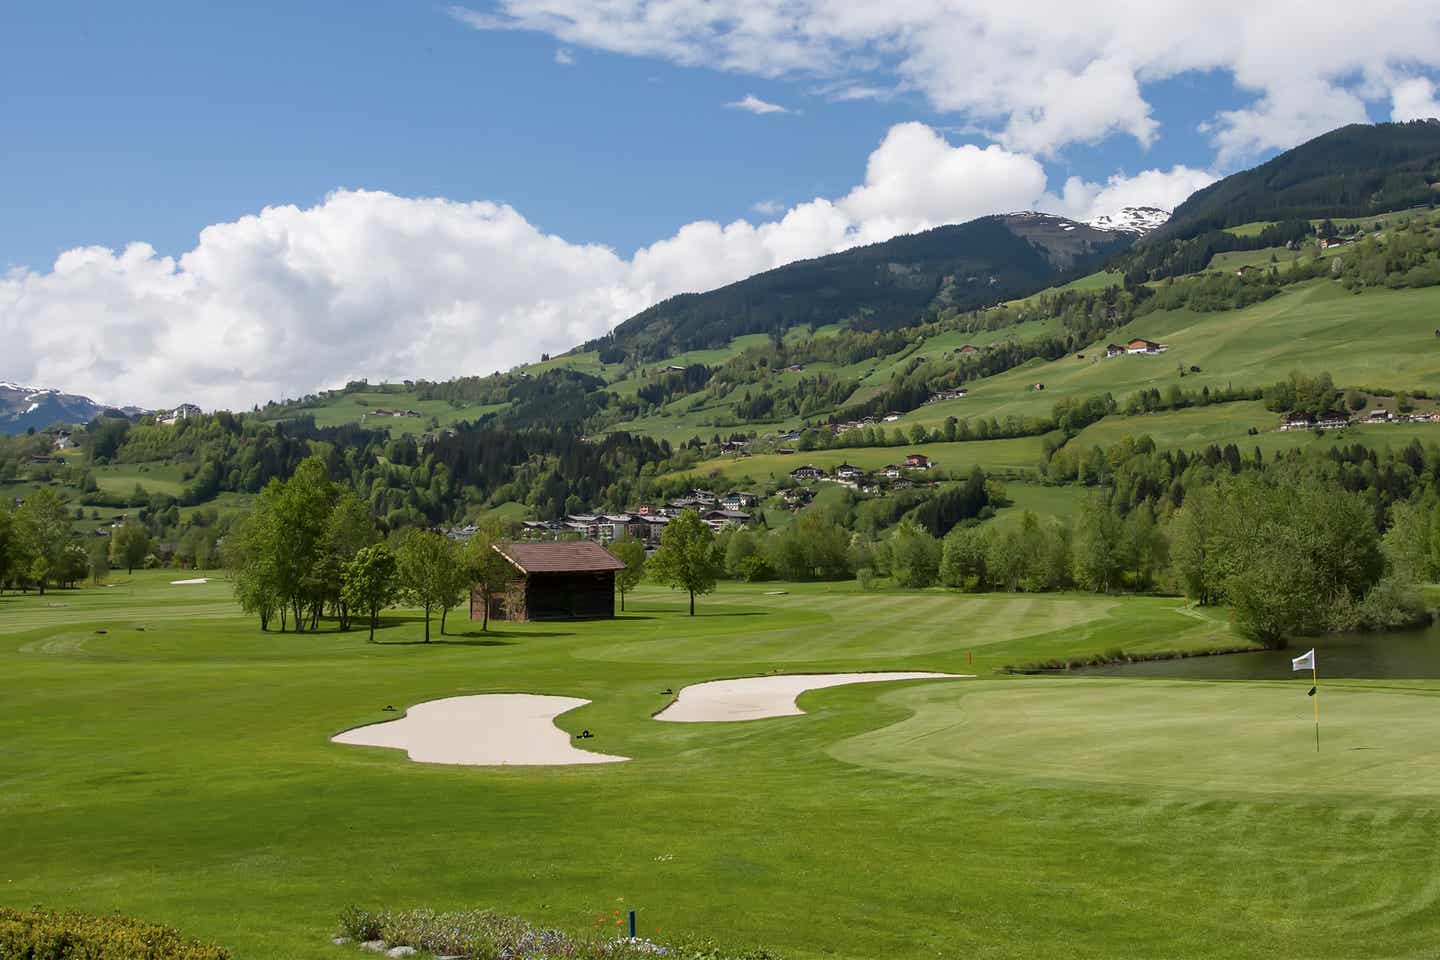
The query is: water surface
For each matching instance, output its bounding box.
[1083,621,1440,680]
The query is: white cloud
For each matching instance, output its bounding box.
[726,93,789,114]
[554,47,574,65]
[1047,166,1218,224]
[751,199,785,215]
[449,1,1440,163]
[2,123,1207,410]
[1392,77,1440,121]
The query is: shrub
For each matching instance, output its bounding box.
[336,907,780,960]
[0,907,231,960]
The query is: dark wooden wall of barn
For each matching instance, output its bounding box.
[525,571,615,620]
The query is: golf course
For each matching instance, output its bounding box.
[5,572,1439,959]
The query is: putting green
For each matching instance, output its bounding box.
[831,679,1440,797]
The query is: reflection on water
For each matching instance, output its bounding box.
[1083,621,1440,680]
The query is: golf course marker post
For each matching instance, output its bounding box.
[1291,648,1319,752]
[628,909,636,938]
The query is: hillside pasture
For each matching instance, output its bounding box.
[665,435,1049,485]
[902,280,1440,435]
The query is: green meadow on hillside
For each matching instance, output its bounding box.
[9,572,1440,959]
[905,279,1440,431]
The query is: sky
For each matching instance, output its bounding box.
[3,0,1439,410]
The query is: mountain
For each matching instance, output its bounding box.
[586,213,1136,362]
[1086,206,1169,235]
[0,381,138,434]
[1119,121,1440,282]
[1156,121,1440,242]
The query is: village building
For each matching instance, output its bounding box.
[1126,339,1164,355]
[158,403,203,425]
[956,344,979,354]
[780,487,814,506]
[790,465,824,483]
[475,541,626,623]
[702,509,751,530]
[1367,408,1393,422]
[721,491,758,510]
[1105,343,1126,358]
[903,453,932,470]
[834,462,864,481]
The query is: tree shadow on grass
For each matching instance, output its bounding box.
[376,636,528,647]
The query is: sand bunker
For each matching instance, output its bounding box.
[655,672,970,723]
[170,578,210,585]
[332,694,628,766]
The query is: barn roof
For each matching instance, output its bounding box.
[493,541,626,574]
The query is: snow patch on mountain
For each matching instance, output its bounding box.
[1086,206,1170,235]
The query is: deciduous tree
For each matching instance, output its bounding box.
[342,543,399,643]
[610,537,646,612]
[648,509,721,616]
[110,520,151,575]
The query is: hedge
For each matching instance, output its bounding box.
[0,907,231,960]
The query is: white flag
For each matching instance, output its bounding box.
[1291,649,1315,672]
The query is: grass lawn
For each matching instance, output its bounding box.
[6,573,1440,958]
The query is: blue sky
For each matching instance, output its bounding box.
[4,1,1439,408]
[3,0,1267,271]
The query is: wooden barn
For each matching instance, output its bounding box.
[473,541,626,623]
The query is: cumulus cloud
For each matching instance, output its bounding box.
[1392,77,1440,121]
[2,123,1210,410]
[1047,166,1217,224]
[450,1,1440,163]
[554,47,574,65]
[751,199,785,215]
[725,93,789,114]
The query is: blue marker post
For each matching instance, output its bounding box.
[628,909,636,938]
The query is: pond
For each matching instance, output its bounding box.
[1082,621,1440,680]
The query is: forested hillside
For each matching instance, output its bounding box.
[586,213,1135,362]
[1125,121,1440,280]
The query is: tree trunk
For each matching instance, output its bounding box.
[482,595,489,632]
[689,589,694,616]
[440,606,448,636]
[424,603,431,643]
[367,609,376,643]
[620,589,626,612]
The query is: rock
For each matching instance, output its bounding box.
[331,936,351,945]
[385,948,416,958]
[359,940,387,953]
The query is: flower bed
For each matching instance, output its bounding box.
[336,907,778,960]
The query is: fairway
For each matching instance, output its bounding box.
[5,573,1440,959]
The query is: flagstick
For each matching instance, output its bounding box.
[1312,663,1320,753]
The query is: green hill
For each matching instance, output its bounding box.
[585,213,1135,362]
